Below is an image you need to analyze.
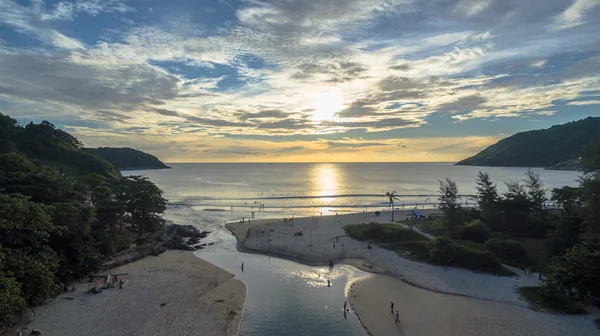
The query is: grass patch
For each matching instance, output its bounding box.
[384,241,430,261]
[398,217,447,237]
[344,223,429,243]
[518,286,588,315]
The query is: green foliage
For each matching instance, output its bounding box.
[0,269,26,324]
[428,237,511,275]
[551,186,581,210]
[438,178,463,235]
[475,171,501,230]
[524,169,546,212]
[344,224,429,243]
[410,217,447,237]
[0,113,168,324]
[457,220,491,243]
[87,147,169,170]
[457,117,600,168]
[580,135,600,173]
[544,240,600,300]
[518,286,587,315]
[1,248,59,305]
[117,175,167,235]
[485,239,528,267]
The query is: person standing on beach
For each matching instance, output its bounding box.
[241,262,244,272]
[395,310,399,323]
[391,301,394,313]
[344,301,347,310]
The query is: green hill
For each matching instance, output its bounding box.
[1,114,119,178]
[456,117,600,169]
[87,147,170,170]
[0,113,167,325]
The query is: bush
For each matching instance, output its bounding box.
[0,271,26,324]
[518,286,587,315]
[485,239,528,267]
[457,220,491,243]
[428,237,510,275]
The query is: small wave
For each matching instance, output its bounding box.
[205,180,250,187]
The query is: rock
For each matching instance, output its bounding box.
[31,330,42,335]
[207,242,215,246]
[194,244,204,249]
[160,303,167,306]
[62,296,74,300]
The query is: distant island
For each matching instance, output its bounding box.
[456,117,600,170]
[87,147,170,170]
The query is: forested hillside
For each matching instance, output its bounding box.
[0,113,167,325]
[87,147,170,170]
[457,117,600,168]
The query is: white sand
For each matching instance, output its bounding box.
[349,274,599,336]
[227,210,540,306]
[15,251,246,336]
[227,211,599,335]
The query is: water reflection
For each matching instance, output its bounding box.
[310,164,342,217]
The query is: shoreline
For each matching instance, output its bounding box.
[225,211,600,335]
[8,251,247,336]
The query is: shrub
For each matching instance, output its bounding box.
[457,220,491,243]
[0,271,26,324]
[485,239,528,266]
[428,237,509,275]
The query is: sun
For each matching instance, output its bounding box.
[311,93,343,121]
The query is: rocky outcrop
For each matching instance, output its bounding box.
[102,224,210,271]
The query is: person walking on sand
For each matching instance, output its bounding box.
[344,301,347,310]
[395,310,399,323]
[390,301,394,314]
[241,262,244,272]
[327,279,331,287]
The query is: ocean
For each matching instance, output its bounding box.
[125,162,581,336]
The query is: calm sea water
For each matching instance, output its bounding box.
[126,163,581,336]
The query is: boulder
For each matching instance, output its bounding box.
[31,330,42,335]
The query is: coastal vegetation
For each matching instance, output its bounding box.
[517,287,587,315]
[87,147,170,170]
[0,113,168,325]
[457,117,600,169]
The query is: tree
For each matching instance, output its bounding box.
[544,240,600,299]
[457,220,492,244]
[524,169,547,211]
[386,191,400,222]
[475,171,500,229]
[438,178,462,235]
[117,176,167,235]
[499,181,537,236]
[551,186,581,211]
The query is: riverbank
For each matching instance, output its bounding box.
[226,210,541,306]
[9,251,246,336]
[227,211,600,335]
[349,274,599,336]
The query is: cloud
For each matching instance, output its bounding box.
[453,0,493,17]
[551,0,600,30]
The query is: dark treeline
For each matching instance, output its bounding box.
[87,147,170,170]
[433,135,600,302]
[0,113,167,324]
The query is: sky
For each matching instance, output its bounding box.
[1,0,600,162]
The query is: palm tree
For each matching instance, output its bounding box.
[386,191,400,221]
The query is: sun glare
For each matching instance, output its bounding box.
[311,93,343,121]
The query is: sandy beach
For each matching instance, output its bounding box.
[12,251,246,336]
[349,274,599,336]
[227,211,600,335]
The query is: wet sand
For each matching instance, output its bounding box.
[14,251,246,336]
[227,211,599,335]
[349,274,598,336]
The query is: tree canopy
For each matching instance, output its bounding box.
[0,113,167,324]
